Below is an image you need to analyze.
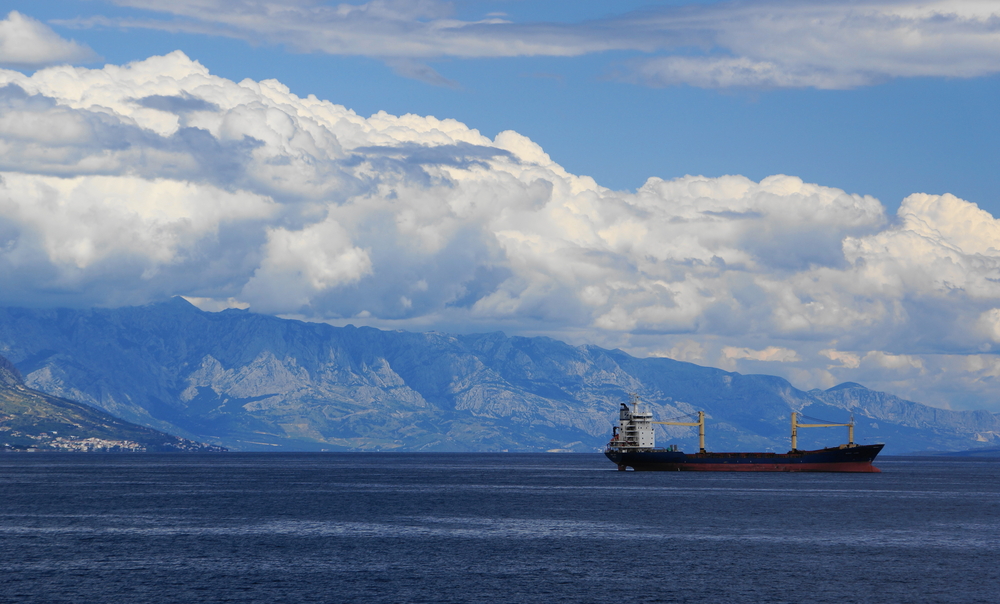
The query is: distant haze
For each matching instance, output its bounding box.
[1,300,996,453]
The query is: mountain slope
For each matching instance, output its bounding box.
[0,299,997,453]
[1,354,224,452]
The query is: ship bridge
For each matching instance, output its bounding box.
[614,394,655,449]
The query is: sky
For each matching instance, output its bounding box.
[1,0,1000,412]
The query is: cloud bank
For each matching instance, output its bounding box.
[2,52,1000,410]
[62,0,1000,88]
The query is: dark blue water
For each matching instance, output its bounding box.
[1,454,997,604]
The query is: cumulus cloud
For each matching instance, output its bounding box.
[978,309,1000,343]
[0,11,97,69]
[242,218,373,312]
[57,1,1000,88]
[2,52,1000,410]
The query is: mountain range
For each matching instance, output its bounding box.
[1,352,224,452]
[0,298,997,453]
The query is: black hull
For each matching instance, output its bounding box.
[606,444,884,472]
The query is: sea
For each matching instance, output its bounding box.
[1,453,998,604]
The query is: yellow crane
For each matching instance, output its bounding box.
[654,411,706,453]
[650,410,855,454]
[791,412,854,451]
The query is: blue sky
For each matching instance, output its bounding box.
[2,0,1000,411]
[14,0,1000,211]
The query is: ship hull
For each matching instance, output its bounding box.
[606,444,884,473]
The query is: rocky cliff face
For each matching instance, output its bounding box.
[0,354,23,389]
[0,298,997,453]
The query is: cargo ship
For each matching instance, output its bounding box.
[605,395,883,472]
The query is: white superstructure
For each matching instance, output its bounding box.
[612,393,655,449]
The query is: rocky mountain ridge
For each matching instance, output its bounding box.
[0,298,997,453]
[0,352,225,452]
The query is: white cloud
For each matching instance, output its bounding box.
[241,219,373,312]
[66,1,624,60]
[654,340,707,363]
[864,351,925,373]
[57,1,1000,88]
[0,11,96,69]
[629,0,1000,89]
[820,349,861,369]
[978,309,1000,343]
[0,172,276,268]
[182,296,250,312]
[2,52,1000,410]
[630,57,872,90]
[722,346,801,363]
